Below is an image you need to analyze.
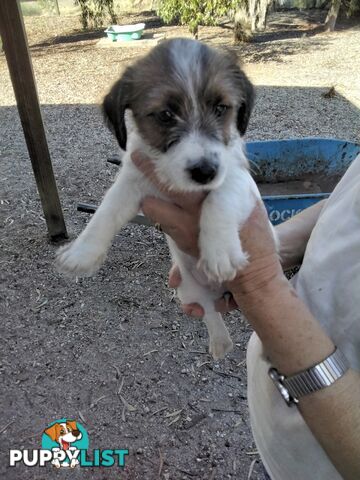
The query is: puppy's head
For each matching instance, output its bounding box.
[103,38,254,191]
[44,420,82,449]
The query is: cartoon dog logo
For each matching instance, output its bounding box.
[44,420,82,468]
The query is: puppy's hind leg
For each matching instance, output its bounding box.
[202,309,233,361]
[174,261,233,359]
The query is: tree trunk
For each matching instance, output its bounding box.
[324,0,341,31]
[249,0,271,31]
[234,6,252,43]
[107,0,117,24]
[53,0,60,15]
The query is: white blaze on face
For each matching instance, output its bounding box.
[170,39,203,117]
[58,423,81,450]
[170,40,202,88]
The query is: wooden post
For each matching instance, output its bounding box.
[0,0,67,241]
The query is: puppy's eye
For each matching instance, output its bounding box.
[156,110,175,124]
[167,138,179,150]
[214,104,228,117]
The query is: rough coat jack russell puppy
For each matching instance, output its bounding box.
[56,38,276,360]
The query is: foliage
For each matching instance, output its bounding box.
[75,0,117,29]
[157,0,237,35]
[346,0,360,16]
[20,1,43,16]
[38,0,60,15]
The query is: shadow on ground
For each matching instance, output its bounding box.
[25,9,360,64]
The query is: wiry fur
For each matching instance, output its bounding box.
[56,39,273,359]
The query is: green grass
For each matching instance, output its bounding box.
[115,0,155,13]
[57,0,81,15]
[20,1,44,16]
[20,1,81,17]
[18,0,155,19]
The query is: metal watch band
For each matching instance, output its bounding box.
[268,347,350,406]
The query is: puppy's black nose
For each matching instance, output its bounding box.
[73,429,81,438]
[187,159,218,184]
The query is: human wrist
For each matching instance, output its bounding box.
[226,253,286,299]
[233,274,335,376]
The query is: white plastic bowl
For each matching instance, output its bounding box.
[104,23,145,41]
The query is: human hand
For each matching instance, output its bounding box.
[168,264,238,317]
[168,202,281,316]
[226,200,282,298]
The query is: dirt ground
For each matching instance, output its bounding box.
[0,9,360,480]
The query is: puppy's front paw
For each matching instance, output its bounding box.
[56,239,106,277]
[198,242,249,283]
[70,458,79,468]
[52,459,61,468]
[209,334,233,360]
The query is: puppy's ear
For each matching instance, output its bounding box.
[103,68,133,150]
[44,423,60,442]
[67,420,78,431]
[236,72,254,136]
[225,54,255,136]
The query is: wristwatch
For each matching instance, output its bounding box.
[268,347,349,406]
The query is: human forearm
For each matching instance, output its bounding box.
[300,368,360,480]
[277,199,326,270]
[231,276,360,479]
[230,274,334,375]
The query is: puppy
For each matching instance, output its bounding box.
[56,38,273,359]
[44,420,82,468]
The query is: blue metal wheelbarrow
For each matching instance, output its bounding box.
[249,137,359,225]
[77,138,360,226]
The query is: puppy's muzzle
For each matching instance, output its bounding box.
[187,158,218,185]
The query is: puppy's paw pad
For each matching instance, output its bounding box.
[198,249,249,283]
[209,335,233,360]
[55,241,106,277]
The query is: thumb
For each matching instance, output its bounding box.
[141,197,184,229]
[132,150,161,188]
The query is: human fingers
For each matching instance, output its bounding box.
[141,197,185,233]
[167,266,204,317]
[227,200,283,295]
[239,200,277,259]
[168,264,182,288]
[142,196,200,257]
[182,303,204,318]
[131,150,167,193]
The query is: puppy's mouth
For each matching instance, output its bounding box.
[61,439,70,450]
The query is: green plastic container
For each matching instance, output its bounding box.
[104,23,145,42]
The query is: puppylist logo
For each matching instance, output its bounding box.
[9,418,128,469]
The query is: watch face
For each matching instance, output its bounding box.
[268,368,298,406]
